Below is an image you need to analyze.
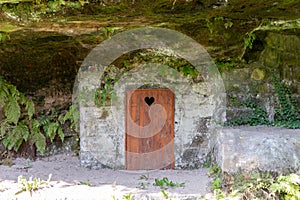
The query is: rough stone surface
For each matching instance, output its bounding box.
[224,22,300,122]
[214,126,300,174]
[77,28,226,169]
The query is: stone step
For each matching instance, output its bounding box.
[214,126,300,174]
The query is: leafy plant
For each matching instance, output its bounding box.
[137,174,149,189]
[244,32,256,50]
[15,174,52,195]
[63,104,79,131]
[79,180,91,186]
[207,20,214,34]
[122,193,134,200]
[94,49,201,107]
[153,177,185,190]
[226,98,269,127]
[206,16,234,48]
[224,21,233,29]
[38,114,64,143]
[161,189,174,199]
[209,165,224,191]
[270,173,300,199]
[209,164,222,175]
[226,74,299,129]
[102,27,115,39]
[271,74,300,129]
[0,76,78,154]
[211,178,222,190]
[0,33,10,43]
[208,171,300,200]
[0,76,43,152]
[94,79,118,107]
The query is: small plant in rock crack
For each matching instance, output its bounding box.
[15,174,52,195]
[154,177,185,190]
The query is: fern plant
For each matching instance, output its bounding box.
[0,76,78,154]
[59,104,79,132]
[208,172,300,200]
[0,76,46,153]
[270,173,300,199]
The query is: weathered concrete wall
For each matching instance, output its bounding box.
[214,126,300,174]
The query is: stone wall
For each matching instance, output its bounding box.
[224,23,300,122]
[77,27,226,169]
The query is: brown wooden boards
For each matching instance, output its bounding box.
[125,89,174,170]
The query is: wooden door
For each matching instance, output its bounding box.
[125,89,174,170]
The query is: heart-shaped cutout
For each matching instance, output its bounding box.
[144,97,155,106]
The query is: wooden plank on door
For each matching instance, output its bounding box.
[125,89,174,170]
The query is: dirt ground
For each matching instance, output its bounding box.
[0,154,211,200]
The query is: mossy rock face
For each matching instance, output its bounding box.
[265,32,300,51]
[263,31,300,82]
[0,23,20,33]
[261,32,300,69]
[243,21,300,83]
[251,68,265,81]
[260,48,280,68]
[222,68,251,93]
[0,30,101,93]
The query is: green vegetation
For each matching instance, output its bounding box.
[211,178,222,190]
[137,174,149,189]
[122,193,134,200]
[270,174,300,199]
[15,174,52,195]
[206,16,234,49]
[271,74,300,129]
[244,33,256,50]
[0,76,43,153]
[209,165,223,191]
[0,33,10,43]
[226,74,300,129]
[161,189,173,199]
[206,167,300,200]
[0,0,87,18]
[0,76,79,154]
[113,193,134,200]
[226,97,270,126]
[153,177,185,190]
[0,0,132,21]
[102,27,115,39]
[214,58,243,74]
[79,180,91,186]
[94,50,201,107]
[137,174,185,192]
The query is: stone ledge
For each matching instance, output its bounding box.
[214,126,300,174]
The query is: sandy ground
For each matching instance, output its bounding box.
[0,154,211,200]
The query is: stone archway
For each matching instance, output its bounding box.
[74,27,226,169]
